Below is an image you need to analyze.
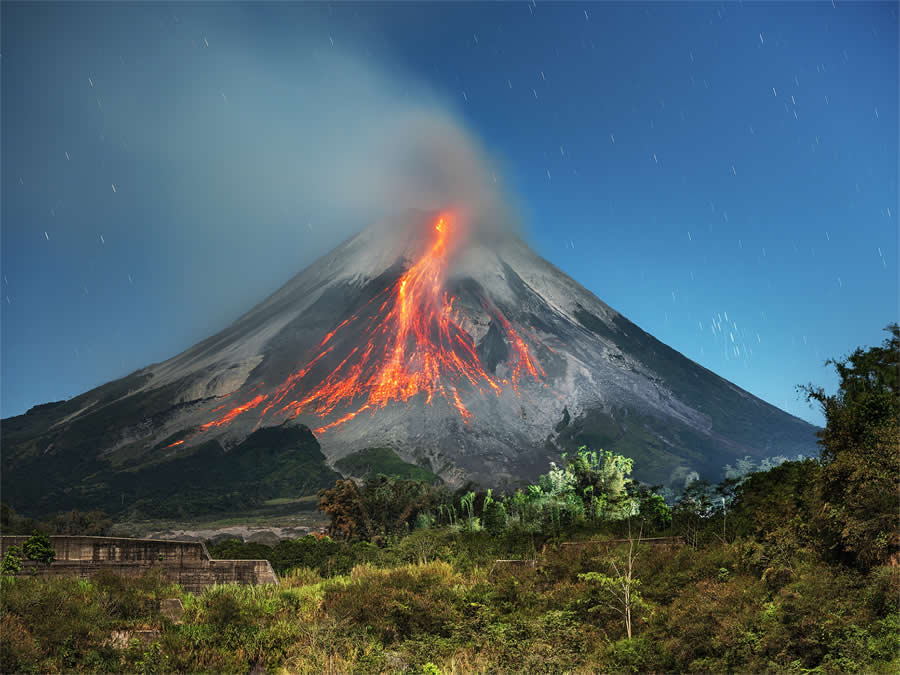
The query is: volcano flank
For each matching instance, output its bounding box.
[1,211,818,518]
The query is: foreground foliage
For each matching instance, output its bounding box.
[2,539,897,673]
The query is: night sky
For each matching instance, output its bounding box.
[2,1,897,427]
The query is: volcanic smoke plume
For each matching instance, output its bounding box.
[85,14,526,372]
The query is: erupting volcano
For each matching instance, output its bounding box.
[168,213,546,446]
[2,208,818,515]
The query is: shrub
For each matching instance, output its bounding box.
[482,501,508,537]
[93,570,163,620]
[323,562,465,644]
[1,545,23,576]
[204,589,248,629]
[22,533,55,565]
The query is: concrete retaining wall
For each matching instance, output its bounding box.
[1,536,278,592]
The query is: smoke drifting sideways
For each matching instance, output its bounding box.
[104,12,522,294]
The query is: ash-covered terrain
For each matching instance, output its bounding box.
[2,210,818,518]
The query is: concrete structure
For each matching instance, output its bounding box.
[0,536,278,592]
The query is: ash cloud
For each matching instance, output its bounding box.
[108,8,520,278]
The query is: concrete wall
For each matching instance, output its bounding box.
[1,536,278,592]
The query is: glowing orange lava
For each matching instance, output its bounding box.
[169,212,546,446]
[199,393,267,431]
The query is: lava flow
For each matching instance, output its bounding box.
[174,212,546,444]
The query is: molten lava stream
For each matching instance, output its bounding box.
[170,212,548,447]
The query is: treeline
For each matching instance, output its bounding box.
[317,447,671,542]
[0,504,113,537]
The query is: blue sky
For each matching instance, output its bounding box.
[2,1,897,426]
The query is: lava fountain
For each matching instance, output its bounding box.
[169,212,545,446]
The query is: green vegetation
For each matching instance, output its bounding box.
[335,447,439,482]
[2,520,897,672]
[798,322,899,571]
[2,424,340,520]
[21,533,56,566]
[113,426,340,520]
[1,547,22,577]
[1,533,58,578]
[1,327,897,672]
[2,504,113,537]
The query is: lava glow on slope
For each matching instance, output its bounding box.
[169,213,545,446]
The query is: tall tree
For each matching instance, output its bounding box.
[317,479,371,540]
[565,448,634,519]
[800,323,900,569]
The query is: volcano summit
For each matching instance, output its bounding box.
[2,211,817,517]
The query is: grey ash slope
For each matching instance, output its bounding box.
[1,218,818,516]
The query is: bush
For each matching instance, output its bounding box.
[482,501,508,537]
[22,532,55,565]
[1,545,23,576]
[204,589,249,630]
[93,570,164,620]
[323,562,465,644]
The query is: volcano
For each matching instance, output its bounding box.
[2,210,818,517]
